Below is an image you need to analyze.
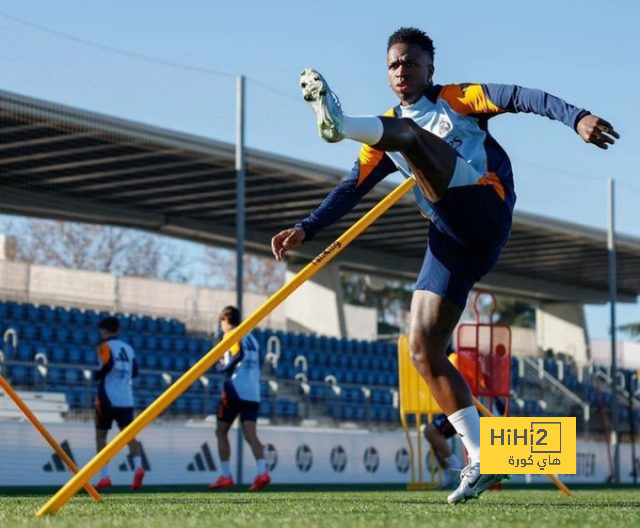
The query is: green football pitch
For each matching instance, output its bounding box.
[1,489,639,528]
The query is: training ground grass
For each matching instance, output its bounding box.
[1,489,639,528]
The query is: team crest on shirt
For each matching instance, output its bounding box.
[437,114,452,137]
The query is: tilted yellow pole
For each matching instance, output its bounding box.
[473,396,572,497]
[0,376,101,501]
[36,176,417,516]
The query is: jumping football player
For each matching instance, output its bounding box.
[271,27,618,503]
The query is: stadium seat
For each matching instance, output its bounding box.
[9,303,26,321]
[71,328,85,345]
[16,343,33,362]
[159,355,173,371]
[0,301,8,320]
[174,355,187,371]
[22,324,37,341]
[64,368,81,384]
[53,307,70,324]
[8,365,29,385]
[145,335,159,351]
[55,327,69,344]
[51,346,66,363]
[68,347,82,363]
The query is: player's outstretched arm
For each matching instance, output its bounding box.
[575,114,620,150]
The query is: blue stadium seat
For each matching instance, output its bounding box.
[27,305,40,323]
[130,316,144,333]
[169,319,186,335]
[145,335,159,351]
[173,398,188,414]
[39,325,54,343]
[64,368,80,384]
[143,316,158,334]
[0,301,8,320]
[173,337,187,354]
[158,318,171,335]
[159,337,171,352]
[186,339,199,354]
[85,311,100,328]
[9,303,26,321]
[84,347,97,365]
[86,328,100,345]
[51,346,66,363]
[47,367,63,383]
[131,335,144,350]
[70,328,85,345]
[22,324,37,341]
[174,355,187,371]
[55,327,69,344]
[144,353,159,370]
[8,365,29,385]
[16,343,33,362]
[159,355,173,371]
[259,400,273,417]
[68,347,82,364]
[53,307,70,324]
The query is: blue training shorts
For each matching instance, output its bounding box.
[415,185,512,309]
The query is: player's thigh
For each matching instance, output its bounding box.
[114,407,134,430]
[409,290,461,341]
[239,401,260,426]
[95,398,114,431]
[216,396,238,431]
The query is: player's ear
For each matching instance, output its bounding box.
[428,63,435,83]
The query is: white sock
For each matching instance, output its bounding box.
[445,453,462,471]
[257,459,267,475]
[448,406,481,465]
[99,465,109,479]
[342,115,384,145]
[133,456,142,470]
[221,461,231,477]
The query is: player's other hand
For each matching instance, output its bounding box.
[577,115,619,149]
[271,227,306,261]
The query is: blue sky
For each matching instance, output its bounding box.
[0,1,638,338]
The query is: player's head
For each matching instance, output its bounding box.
[219,305,240,332]
[97,316,119,339]
[387,27,435,105]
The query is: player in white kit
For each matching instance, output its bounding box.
[208,306,270,492]
[94,316,145,490]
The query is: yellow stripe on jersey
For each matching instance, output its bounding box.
[97,342,110,364]
[439,84,501,115]
[356,107,396,186]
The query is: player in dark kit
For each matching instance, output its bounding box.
[271,27,618,503]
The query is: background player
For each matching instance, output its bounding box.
[271,27,618,503]
[94,316,144,490]
[208,306,270,492]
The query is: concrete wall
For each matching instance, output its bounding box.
[536,302,589,365]
[591,340,640,369]
[29,265,116,309]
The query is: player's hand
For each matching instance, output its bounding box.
[576,115,619,150]
[271,227,306,261]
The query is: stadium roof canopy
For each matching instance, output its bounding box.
[0,89,639,303]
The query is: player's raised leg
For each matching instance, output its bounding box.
[300,68,457,201]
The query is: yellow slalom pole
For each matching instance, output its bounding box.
[36,176,417,516]
[472,396,572,497]
[0,376,101,501]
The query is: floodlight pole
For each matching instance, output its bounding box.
[607,177,619,484]
[235,74,246,485]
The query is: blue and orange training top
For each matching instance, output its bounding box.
[295,83,589,240]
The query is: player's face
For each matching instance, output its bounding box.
[387,43,434,105]
[220,318,232,333]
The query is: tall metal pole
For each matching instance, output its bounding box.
[607,177,619,483]
[235,74,246,485]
